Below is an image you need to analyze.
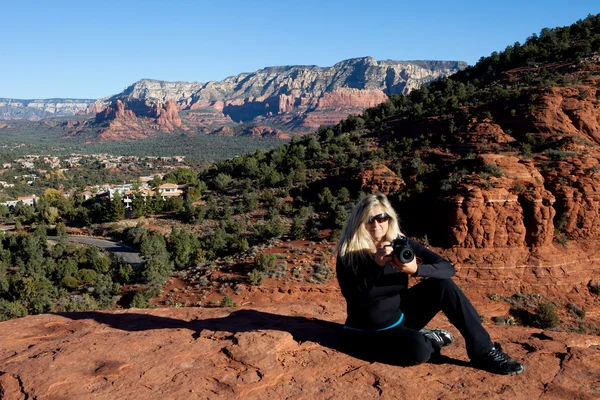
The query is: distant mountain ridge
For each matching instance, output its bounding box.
[96,58,466,107]
[0,57,466,139]
[83,57,465,140]
[0,98,94,120]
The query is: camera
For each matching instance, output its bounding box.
[390,236,415,264]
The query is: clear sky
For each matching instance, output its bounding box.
[1,0,599,100]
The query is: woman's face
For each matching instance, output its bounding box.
[365,205,390,243]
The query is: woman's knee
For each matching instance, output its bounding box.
[422,277,457,291]
[395,332,437,364]
[406,342,436,364]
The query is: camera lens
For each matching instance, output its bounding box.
[400,249,415,263]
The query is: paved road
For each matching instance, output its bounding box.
[48,236,143,267]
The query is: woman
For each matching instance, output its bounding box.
[336,193,524,375]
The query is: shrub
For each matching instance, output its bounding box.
[55,294,99,312]
[61,276,80,289]
[567,303,585,319]
[290,217,305,239]
[307,262,333,284]
[534,302,560,329]
[255,253,277,272]
[76,269,97,283]
[0,299,28,321]
[248,269,265,286]
[221,295,237,307]
[129,292,148,308]
[268,262,289,279]
[589,282,600,296]
[483,163,503,178]
[212,173,233,190]
[545,149,578,161]
[487,293,500,301]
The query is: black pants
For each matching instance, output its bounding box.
[345,278,493,365]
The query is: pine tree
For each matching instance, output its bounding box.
[107,192,125,221]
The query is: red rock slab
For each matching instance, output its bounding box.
[0,304,599,399]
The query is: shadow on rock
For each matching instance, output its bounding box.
[57,309,470,368]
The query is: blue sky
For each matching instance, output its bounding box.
[1,0,599,99]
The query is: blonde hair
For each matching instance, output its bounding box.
[336,193,402,271]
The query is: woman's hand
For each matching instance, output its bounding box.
[373,242,419,275]
[390,255,418,276]
[372,241,394,266]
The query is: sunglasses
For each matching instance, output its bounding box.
[366,213,391,225]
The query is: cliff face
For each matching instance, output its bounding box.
[0,98,94,120]
[81,57,465,140]
[436,80,600,250]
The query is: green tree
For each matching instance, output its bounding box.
[12,202,35,223]
[164,196,184,212]
[212,173,233,190]
[106,192,125,222]
[140,233,173,284]
[52,222,69,257]
[0,299,28,321]
[168,227,200,270]
[146,195,164,214]
[132,191,147,218]
[317,187,337,213]
[290,216,305,239]
[11,275,55,314]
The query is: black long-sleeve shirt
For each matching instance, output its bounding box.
[336,238,455,330]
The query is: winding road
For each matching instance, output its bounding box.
[48,236,144,267]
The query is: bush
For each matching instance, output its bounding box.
[212,173,233,190]
[307,262,333,284]
[567,303,585,319]
[588,282,600,296]
[534,302,560,329]
[290,217,305,239]
[255,253,277,272]
[61,276,80,289]
[221,295,237,307]
[267,262,289,279]
[76,269,97,283]
[483,163,503,178]
[129,292,148,308]
[248,269,265,286]
[0,299,28,321]
[55,294,99,312]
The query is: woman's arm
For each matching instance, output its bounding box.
[408,238,456,279]
[336,256,407,303]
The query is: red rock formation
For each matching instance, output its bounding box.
[90,100,152,141]
[0,303,598,399]
[531,85,600,144]
[357,164,404,194]
[153,100,183,132]
[95,100,137,123]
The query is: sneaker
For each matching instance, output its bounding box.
[472,342,525,375]
[420,328,454,348]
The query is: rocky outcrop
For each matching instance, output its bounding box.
[88,100,151,141]
[317,88,390,109]
[95,100,137,123]
[0,303,598,399]
[0,98,94,120]
[357,164,404,194]
[152,100,183,132]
